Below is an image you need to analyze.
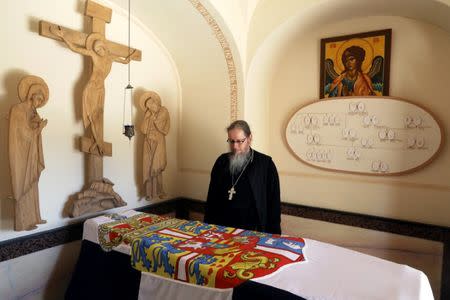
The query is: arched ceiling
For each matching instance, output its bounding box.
[108,0,450,78]
[248,0,450,70]
[245,0,450,153]
[246,0,450,90]
[107,0,244,119]
[106,0,450,128]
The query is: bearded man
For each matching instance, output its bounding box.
[204,120,281,234]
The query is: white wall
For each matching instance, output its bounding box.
[269,16,450,227]
[0,0,181,242]
[244,9,450,297]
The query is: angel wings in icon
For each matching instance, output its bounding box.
[324,45,384,98]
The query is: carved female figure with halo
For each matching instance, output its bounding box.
[140,91,170,199]
[9,75,49,231]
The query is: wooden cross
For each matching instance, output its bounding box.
[39,0,141,183]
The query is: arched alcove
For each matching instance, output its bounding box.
[246,0,450,226]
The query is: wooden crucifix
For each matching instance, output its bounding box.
[39,0,142,216]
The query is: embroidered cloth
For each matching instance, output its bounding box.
[130,219,306,288]
[98,213,168,251]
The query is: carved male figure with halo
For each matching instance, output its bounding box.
[204,120,281,234]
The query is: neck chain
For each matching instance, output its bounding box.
[228,149,253,200]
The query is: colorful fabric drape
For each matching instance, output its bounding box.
[98,213,168,251]
[130,219,306,288]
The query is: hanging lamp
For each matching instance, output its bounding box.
[123,0,134,140]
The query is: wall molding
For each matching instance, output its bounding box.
[188,0,238,121]
[0,222,83,263]
[182,198,450,242]
[2,197,448,258]
[0,198,181,262]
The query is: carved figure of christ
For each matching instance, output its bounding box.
[39,0,141,182]
[52,28,134,156]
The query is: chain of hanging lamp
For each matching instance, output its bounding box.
[123,0,135,140]
[127,0,131,87]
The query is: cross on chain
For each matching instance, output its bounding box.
[228,187,236,200]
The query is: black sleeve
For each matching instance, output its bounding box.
[204,156,222,224]
[265,159,281,234]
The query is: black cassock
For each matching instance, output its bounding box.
[204,149,281,234]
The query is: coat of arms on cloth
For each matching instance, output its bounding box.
[130,220,306,288]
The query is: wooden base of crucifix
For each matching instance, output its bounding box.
[71,177,126,218]
[39,0,142,217]
[69,138,126,218]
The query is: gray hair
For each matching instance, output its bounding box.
[227,120,252,137]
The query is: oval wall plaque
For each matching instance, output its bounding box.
[285,97,443,175]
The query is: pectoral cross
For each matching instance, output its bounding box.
[228,187,236,200]
[39,0,141,184]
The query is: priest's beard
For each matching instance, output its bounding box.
[229,150,251,176]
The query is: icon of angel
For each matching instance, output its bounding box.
[323,44,384,98]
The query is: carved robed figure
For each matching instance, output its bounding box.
[9,75,49,231]
[140,91,170,199]
[39,0,142,216]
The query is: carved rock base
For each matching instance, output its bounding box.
[69,178,127,217]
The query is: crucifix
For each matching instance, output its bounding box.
[39,0,142,217]
[228,187,236,200]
